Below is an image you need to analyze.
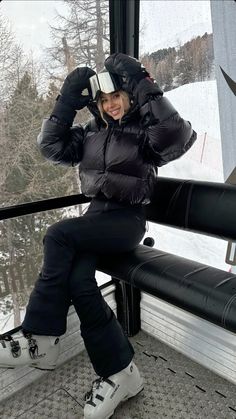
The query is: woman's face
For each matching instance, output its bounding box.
[100,91,130,120]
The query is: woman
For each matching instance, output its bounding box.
[0,53,196,419]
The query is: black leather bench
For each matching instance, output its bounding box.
[98,177,236,334]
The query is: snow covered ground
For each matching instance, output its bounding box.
[0,79,230,333]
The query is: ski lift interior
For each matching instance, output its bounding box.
[1,0,236,418]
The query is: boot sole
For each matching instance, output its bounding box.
[86,385,144,419]
[109,386,144,418]
[123,383,144,401]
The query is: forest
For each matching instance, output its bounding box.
[142,32,214,91]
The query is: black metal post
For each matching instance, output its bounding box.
[113,237,155,337]
[114,278,141,337]
[109,0,141,336]
[109,0,140,57]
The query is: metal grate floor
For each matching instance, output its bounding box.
[1,330,236,419]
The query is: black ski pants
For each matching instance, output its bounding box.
[22,198,146,378]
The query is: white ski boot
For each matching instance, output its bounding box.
[0,330,60,370]
[84,361,143,419]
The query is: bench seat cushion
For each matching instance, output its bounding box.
[98,245,236,333]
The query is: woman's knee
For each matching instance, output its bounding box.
[44,219,72,243]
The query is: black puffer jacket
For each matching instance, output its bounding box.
[38,79,196,205]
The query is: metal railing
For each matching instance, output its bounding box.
[0,194,91,221]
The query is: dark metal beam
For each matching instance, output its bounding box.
[109,0,140,57]
[0,194,91,221]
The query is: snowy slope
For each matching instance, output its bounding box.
[0,80,229,333]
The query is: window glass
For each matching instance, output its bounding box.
[0,0,110,331]
[140,0,228,272]
[0,0,110,208]
[0,203,110,333]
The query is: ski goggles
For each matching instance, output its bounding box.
[89,71,122,100]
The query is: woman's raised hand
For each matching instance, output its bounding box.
[59,67,96,110]
[105,53,163,106]
[104,53,149,93]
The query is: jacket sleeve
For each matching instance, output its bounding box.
[137,79,197,167]
[37,117,85,166]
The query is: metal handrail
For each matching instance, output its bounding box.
[0,194,91,221]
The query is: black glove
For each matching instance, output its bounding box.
[59,67,96,110]
[105,53,149,94]
[134,77,163,107]
[51,67,95,125]
[105,53,163,106]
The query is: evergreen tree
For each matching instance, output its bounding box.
[150,47,176,64]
